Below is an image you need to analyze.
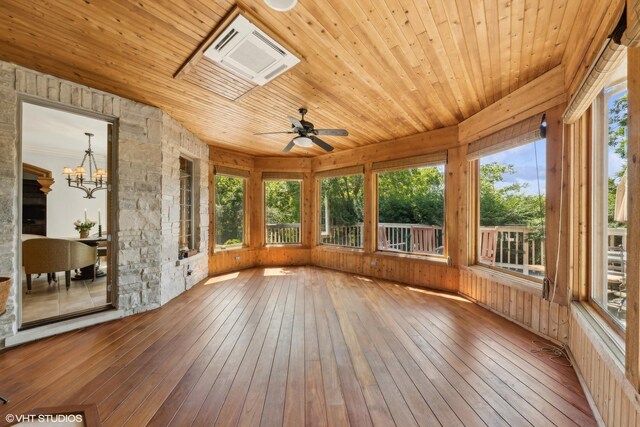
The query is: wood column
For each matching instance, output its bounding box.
[446,144,468,267]
[364,162,375,253]
[626,46,640,390]
[545,103,572,306]
[303,171,314,247]
[249,170,262,249]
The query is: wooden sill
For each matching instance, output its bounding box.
[461,265,543,296]
[263,244,310,249]
[373,250,450,266]
[572,302,625,368]
[315,245,365,254]
[213,245,251,254]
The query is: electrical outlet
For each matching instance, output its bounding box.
[371,259,377,267]
[235,256,241,261]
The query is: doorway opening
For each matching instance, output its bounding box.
[20,101,115,328]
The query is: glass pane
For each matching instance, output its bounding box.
[377,165,445,254]
[215,175,245,248]
[478,139,546,278]
[179,157,193,253]
[265,180,301,244]
[319,175,364,248]
[592,63,627,328]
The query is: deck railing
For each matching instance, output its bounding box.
[319,224,364,247]
[378,223,444,252]
[268,222,626,277]
[480,226,545,276]
[266,223,301,244]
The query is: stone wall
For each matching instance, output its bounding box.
[160,114,209,305]
[0,61,209,342]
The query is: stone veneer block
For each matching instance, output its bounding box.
[0,61,210,345]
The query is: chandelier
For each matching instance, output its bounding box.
[62,132,108,199]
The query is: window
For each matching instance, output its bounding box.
[475,129,547,279]
[376,164,445,255]
[591,57,627,328]
[214,172,246,249]
[264,179,302,244]
[319,172,364,248]
[179,157,194,254]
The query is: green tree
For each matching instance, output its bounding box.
[479,162,545,228]
[215,175,244,246]
[265,180,301,224]
[320,175,364,226]
[377,167,444,226]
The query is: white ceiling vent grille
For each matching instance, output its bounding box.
[203,15,299,86]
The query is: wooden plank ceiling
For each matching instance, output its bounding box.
[0,0,591,156]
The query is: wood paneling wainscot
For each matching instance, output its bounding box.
[570,305,639,426]
[459,268,569,344]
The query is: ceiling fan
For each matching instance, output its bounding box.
[255,108,348,152]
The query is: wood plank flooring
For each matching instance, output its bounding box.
[0,266,595,426]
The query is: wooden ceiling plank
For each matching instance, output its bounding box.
[482,0,504,105]
[517,0,539,90]
[347,23,435,130]
[497,0,512,99]
[255,0,431,134]
[549,0,581,73]
[467,0,496,106]
[410,1,472,120]
[450,0,489,108]
[540,0,568,74]
[509,0,526,93]
[528,0,553,83]
[0,0,588,156]
[371,0,467,125]
[427,0,483,117]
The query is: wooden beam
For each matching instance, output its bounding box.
[626,46,640,391]
[312,126,459,172]
[210,146,255,170]
[254,157,312,172]
[458,65,566,144]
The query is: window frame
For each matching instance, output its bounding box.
[373,162,447,258]
[589,75,628,332]
[471,137,547,285]
[263,177,303,246]
[316,172,365,249]
[213,170,248,251]
[178,156,195,255]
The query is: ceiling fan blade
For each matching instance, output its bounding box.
[314,129,349,136]
[288,116,303,130]
[254,131,297,135]
[311,136,334,152]
[282,139,296,152]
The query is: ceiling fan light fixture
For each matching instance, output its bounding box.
[293,136,313,147]
[264,0,297,12]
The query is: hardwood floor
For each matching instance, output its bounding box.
[0,267,595,426]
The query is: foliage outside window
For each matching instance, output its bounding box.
[478,140,546,278]
[215,174,245,249]
[319,174,364,248]
[179,157,194,255]
[265,180,301,244]
[377,165,445,255]
[591,57,627,328]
